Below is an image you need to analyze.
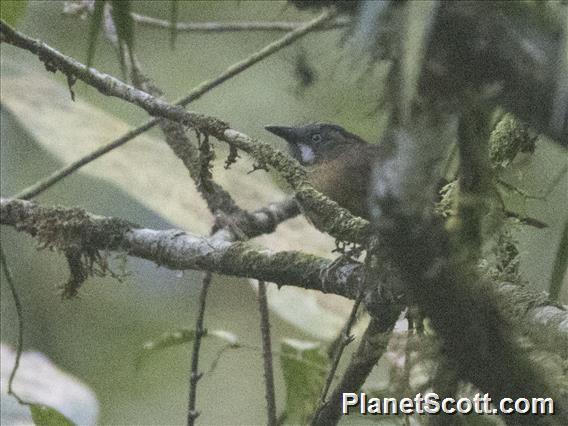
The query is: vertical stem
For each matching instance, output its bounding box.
[1,246,26,404]
[549,217,568,301]
[257,280,277,425]
[457,105,491,258]
[312,313,399,426]
[316,290,363,409]
[187,271,213,426]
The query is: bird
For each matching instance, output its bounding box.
[265,123,379,220]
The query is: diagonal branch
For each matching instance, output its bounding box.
[0,247,27,405]
[312,314,400,425]
[9,10,335,200]
[0,18,369,243]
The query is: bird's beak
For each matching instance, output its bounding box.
[265,125,299,143]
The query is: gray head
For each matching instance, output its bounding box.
[265,123,366,166]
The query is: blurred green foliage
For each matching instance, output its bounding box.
[31,405,74,426]
[280,339,328,424]
[0,0,27,26]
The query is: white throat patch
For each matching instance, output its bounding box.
[298,144,315,164]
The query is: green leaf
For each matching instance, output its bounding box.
[170,0,179,49]
[209,329,239,347]
[136,328,196,368]
[86,0,105,67]
[0,0,27,26]
[207,330,242,374]
[136,328,240,368]
[280,338,329,424]
[549,217,568,300]
[109,0,135,76]
[31,405,75,426]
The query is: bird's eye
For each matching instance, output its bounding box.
[311,133,322,143]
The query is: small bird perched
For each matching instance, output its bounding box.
[265,123,379,220]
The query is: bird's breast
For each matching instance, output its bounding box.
[306,150,375,219]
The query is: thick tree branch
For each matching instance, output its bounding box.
[496,282,568,358]
[370,117,567,424]
[2,198,566,354]
[0,198,361,300]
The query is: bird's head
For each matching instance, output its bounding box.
[265,123,366,166]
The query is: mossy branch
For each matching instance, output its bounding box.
[2,197,565,356]
[0,18,367,243]
[0,198,361,299]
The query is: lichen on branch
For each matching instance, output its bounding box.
[0,19,369,243]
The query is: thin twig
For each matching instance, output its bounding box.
[169,1,178,48]
[257,280,277,425]
[0,246,27,405]
[187,271,213,425]
[312,314,400,426]
[99,8,248,226]
[119,29,277,423]
[401,314,413,426]
[159,118,300,237]
[7,11,334,200]
[131,12,349,33]
[402,333,412,384]
[103,28,221,425]
[316,289,363,411]
[13,121,156,200]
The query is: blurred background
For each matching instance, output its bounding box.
[1,1,566,424]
